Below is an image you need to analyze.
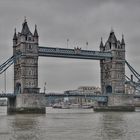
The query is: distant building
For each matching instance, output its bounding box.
[125,83,135,94]
[64,86,101,105]
[77,86,101,94]
[64,86,101,95]
[0,99,7,106]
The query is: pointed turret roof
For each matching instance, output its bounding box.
[108,29,117,43]
[121,34,125,45]
[34,24,39,37]
[100,37,104,48]
[21,18,32,35]
[13,28,17,40]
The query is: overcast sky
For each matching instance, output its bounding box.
[0,0,140,93]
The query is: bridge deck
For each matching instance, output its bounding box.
[38,46,112,60]
[0,93,16,98]
[45,93,108,98]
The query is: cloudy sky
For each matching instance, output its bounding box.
[0,0,140,93]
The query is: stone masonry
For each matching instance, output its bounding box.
[13,18,39,94]
[100,30,125,94]
[8,19,46,113]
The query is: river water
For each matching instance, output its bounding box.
[0,107,140,140]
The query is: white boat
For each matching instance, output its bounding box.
[52,103,62,108]
[52,102,93,109]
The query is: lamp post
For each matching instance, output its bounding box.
[86,42,88,50]
[4,71,6,93]
[67,39,69,48]
[44,82,46,94]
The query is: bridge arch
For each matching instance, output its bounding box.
[106,85,112,94]
[15,83,21,94]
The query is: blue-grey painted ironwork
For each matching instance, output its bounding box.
[0,93,16,98]
[133,95,140,98]
[0,92,108,102]
[0,53,21,74]
[125,60,140,81]
[45,93,108,102]
[38,46,112,60]
[1,92,140,103]
[125,60,140,92]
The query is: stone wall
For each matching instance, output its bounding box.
[108,94,134,106]
[133,98,140,107]
[100,31,125,94]
[16,94,46,108]
[7,94,46,114]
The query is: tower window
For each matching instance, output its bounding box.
[109,42,111,49]
[29,44,32,49]
[28,37,31,41]
[29,71,31,75]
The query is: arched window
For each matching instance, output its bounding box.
[29,44,32,49]
[28,37,31,41]
[109,42,111,49]
[106,85,112,94]
[29,71,31,75]
[16,83,21,94]
[25,36,27,40]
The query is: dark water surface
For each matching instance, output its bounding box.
[0,107,140,140]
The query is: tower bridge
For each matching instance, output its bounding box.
[0,19,139,113]
[38,46,112,60]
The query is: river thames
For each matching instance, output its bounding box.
[0,107,140,140]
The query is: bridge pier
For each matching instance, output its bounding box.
[94,94,135,111]
[107,94,134,106]
[7,94,46,114]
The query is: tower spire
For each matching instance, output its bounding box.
[21,17,32,35]
[13,28,17,40]
[24,16,27,23]
[100,37,104,51]
[110,27,114,33]
[34,24,39,37]
[121,34,125,45]
[108,27,117,43]
[100,37,103,47]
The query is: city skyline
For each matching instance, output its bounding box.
[0,0,140,93]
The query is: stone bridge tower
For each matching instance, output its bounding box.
[100,30,125,94]
[8,19,46,113]
[13,19,39,94]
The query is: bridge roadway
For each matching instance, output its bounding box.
[0,93,108,102]
[38,46,112,60]
[0,93,108,98]
[1,93,140,99]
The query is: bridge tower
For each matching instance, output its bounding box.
[8,19,46,113]
[100,30,125,94]
[13,19,39,94]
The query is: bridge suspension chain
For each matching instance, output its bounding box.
[125,60,140,93]
[0,53,21,74]
[0,56,14,74]
[125,60,140,81]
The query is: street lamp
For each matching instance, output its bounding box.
[4,71,6,93]
[67,39,69,48]
[44,82,46,94]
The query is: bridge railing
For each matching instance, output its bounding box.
[38,46,112,60]
[0,52,22,74]
[125,60,140,93]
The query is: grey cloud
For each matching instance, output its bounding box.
[0,0,140,92]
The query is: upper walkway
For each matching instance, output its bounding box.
[38,46,112,60]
